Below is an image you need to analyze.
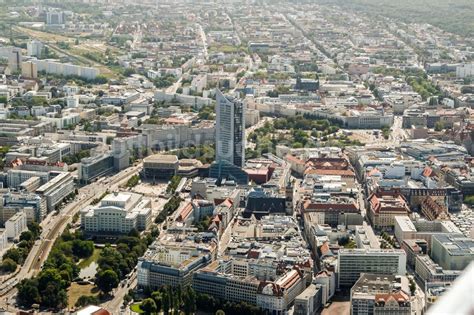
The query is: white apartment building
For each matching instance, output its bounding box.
[456,64,474,78]
[32,59,100,80]
[5,211,27,240]
[27,40,44,57]
[0,46,22,70]
[80,192,152,234]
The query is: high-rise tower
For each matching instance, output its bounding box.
[215,89,245,167]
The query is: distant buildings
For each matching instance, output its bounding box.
[456,63,474,78]
[27,40,44,57]
[46,11,65,25]
[31,59,100,80]
[80,192,152,235]
[21,61,38,79]
[215,89,245,168]
[0,46,22,71]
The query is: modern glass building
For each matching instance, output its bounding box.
[209,160,249,185]
[215,89,245,168]
[78,154,114,184]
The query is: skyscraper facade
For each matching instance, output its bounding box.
[215,89,245,167]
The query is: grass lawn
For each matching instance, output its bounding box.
[78,248,102,269]
[130,303,144,314]
[67,283,100,308]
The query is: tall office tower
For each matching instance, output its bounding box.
[215,89,245,167]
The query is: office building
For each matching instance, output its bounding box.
[215,89,245,168]
[5,211,27,240]
[415,255,461,289]
[1,191,46,223]
[78,154,114,184]
[80,192,152,235]
[7,169,49,189]
[209,160,249,185]
[36,172,74,212]
[293,284,322,315]
[193,266,260,305]
[138,241,213,289]
[142,154,179,180]
[430,234,474,270]
[394,216,417,243]
[337,249,407,288]
[401,239,428,268]
[354,223,380,250]
[350,274,412,315]
[456,64,474,78]
[193,260,308,314]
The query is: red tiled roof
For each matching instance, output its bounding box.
[422,167,435,178]
[285,154,305,165]
[177,202,193,222]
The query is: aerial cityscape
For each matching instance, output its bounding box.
[0,0,473,314]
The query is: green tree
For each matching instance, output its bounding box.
[72,240,94,258]
[96,269,119,294]
[37,268,65,292]
[166,175,183,194]
[162,290,170,315]
[464,195,474,205]
[17,279,41,307]
[141,298,158,315]
[42,282,68,309]
[1,258,17,272]
[2,247,22,264]
[151,291,163,313]
[19,230,34,243]
[409,279,416,296]
[75,295,100,307]
[434,121,444,131]
[183,286,197,315]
